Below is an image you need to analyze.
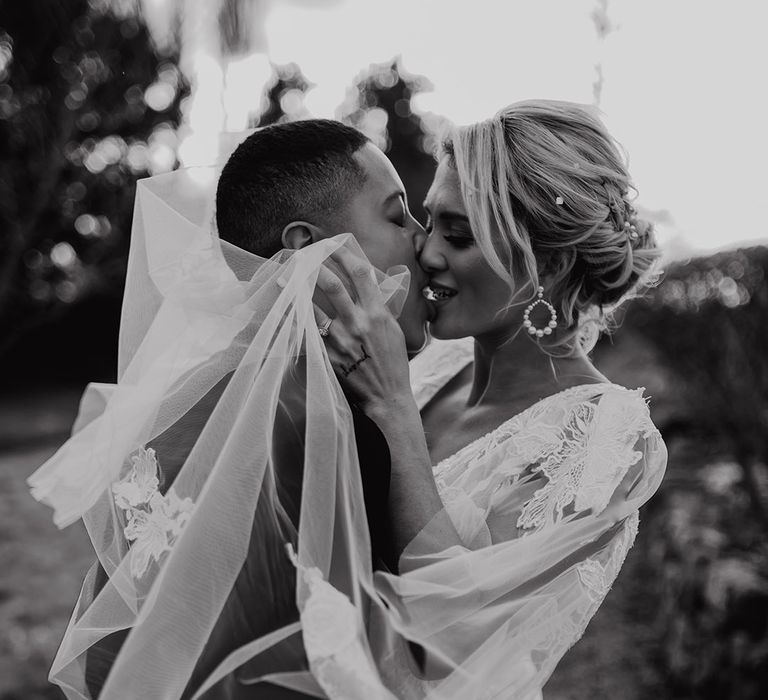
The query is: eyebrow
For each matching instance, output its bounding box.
[423,201,470,224]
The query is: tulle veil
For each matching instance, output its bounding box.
[28,144,667,700]
[27,159,412,697]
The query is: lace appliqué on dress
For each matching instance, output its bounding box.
[577,510,640,604]
[517,389,654,533]
[112,446,194,578]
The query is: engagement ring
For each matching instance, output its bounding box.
[318,318,333,337]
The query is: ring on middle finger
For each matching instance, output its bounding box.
[318,317,333,338]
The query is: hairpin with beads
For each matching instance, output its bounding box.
[624,208,640,241]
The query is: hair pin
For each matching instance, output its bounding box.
[623,219,639,240]
[555,196,564,206]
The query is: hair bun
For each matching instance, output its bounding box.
[442,99,663,351]
[584,212,660,308]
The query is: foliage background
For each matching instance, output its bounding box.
[1,2,766,699]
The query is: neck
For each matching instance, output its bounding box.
[466,328,604,407]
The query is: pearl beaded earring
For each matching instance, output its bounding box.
[523,286,558,339]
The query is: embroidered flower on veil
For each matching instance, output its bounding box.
[112,446,161,510]
[112,446,194,578]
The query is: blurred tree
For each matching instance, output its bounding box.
[627,246,768,526]
[0,0,186,380]
[594,246,768,698]
[253,62,312,128]
[640,465,768,700]
[100,0,340,161]
[590,0,614,106]
[128,0,342,58]
[338,58,438,223]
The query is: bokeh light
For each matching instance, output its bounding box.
[99,0,762,254]
[0,31,13,82]
[50,242,77,269]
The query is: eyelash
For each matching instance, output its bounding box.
[444,235,474,249]
[425,220,473,248]
[390,208,408,227]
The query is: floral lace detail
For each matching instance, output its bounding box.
[522,513,640,677]
[112,447,194,578]
[516,401,597,532]
[393,341,661,696]
[577,510,640,604]
[410,339,656,545]
[286,546,394,700]
[517,388,654,533]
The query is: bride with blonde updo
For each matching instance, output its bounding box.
[33,98,667,699]
[428,99,659,353]
[313,99,667,698]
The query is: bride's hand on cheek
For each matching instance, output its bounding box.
[316,249,460,557]
[315,248,414,416]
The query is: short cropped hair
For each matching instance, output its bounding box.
[216,119,370,257]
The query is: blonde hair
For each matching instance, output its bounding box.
[441,99,660,352]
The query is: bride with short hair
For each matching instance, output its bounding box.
[32,100,665,700]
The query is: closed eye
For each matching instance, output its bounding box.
[386,193,408,228]
[425,215,473,248]
[444,235,474,249]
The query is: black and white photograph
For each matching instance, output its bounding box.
[1,1,766,698]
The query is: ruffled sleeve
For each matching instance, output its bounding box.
[371,386,667,699]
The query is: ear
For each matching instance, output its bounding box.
[281,221,327,250]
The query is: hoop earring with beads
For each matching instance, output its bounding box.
[523,286,558,339]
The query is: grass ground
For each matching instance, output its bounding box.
[1,460,93,696]
[0,389,667,699]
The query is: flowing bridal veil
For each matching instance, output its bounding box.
[30,165,666,700]
[28,166,410,698]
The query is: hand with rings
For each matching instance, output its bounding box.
[317,317,333,338]
[313,247,412,414]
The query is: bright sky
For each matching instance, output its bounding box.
[198,0,768,255]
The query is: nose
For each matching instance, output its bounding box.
[407,216,427,268]
[413,228,427,257]
[418,230,447,275]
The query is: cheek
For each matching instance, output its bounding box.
[338,208,381,260]
[460,261,513,317]
[357,230,409,272]
[459,254,500,294]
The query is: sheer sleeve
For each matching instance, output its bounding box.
[368,387,667,699]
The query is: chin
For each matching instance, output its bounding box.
[427,321,467,341]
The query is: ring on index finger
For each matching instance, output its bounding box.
[318,317,333,338]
